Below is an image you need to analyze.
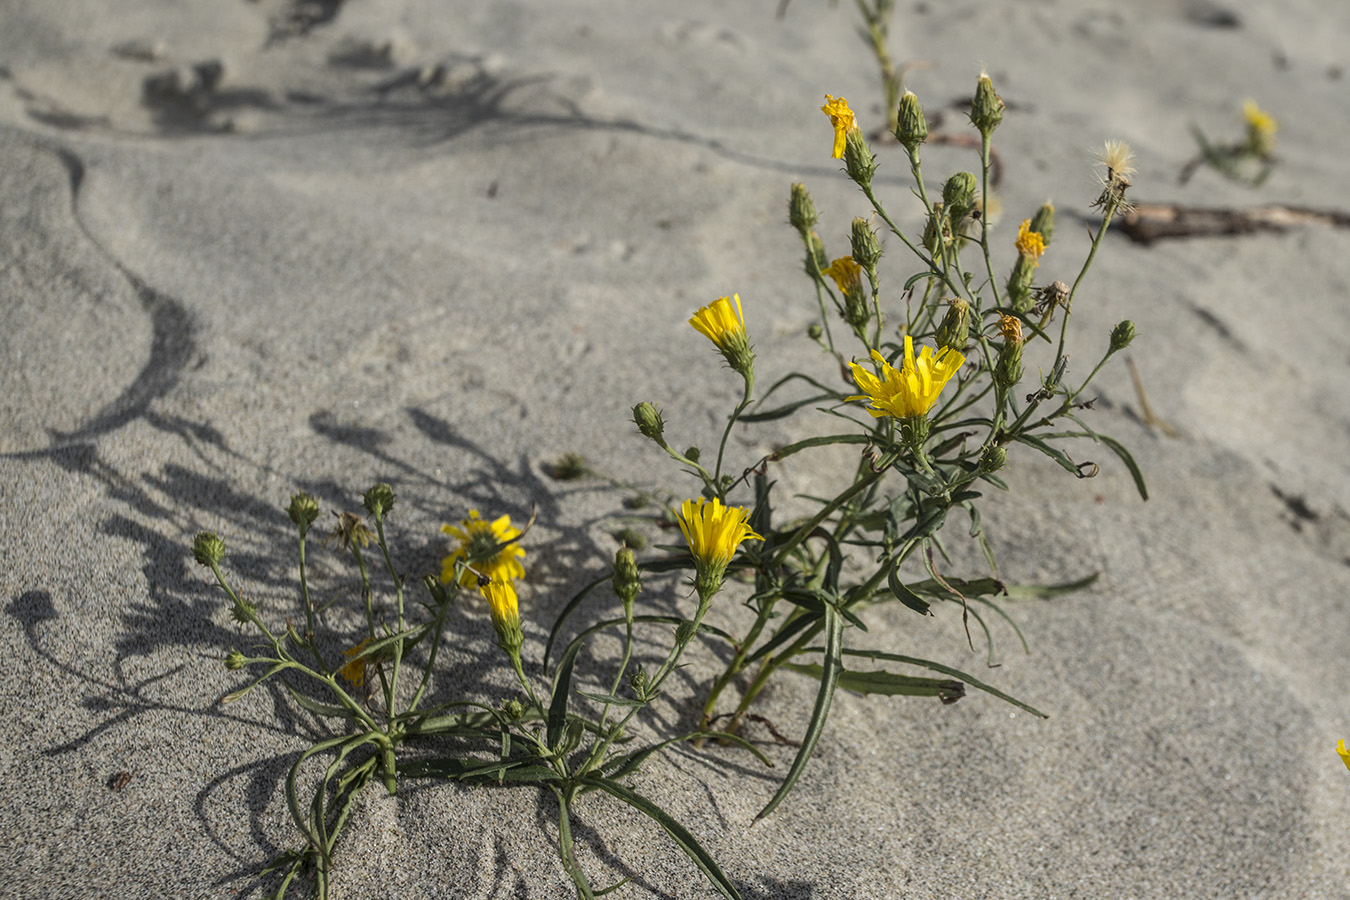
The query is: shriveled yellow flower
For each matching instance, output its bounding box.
[441,510,525,588]
[820,257,863,295]
[676,497,762,596]
[1015,219,1046,266]
[1339,740,1350,772]
[821,94,858,159]
[481,578,523,653]
[690,294,754,377]
[847,337,965,420]
[339,638,372,687]
[999,313,1024,344]
[1243,100,1277,141]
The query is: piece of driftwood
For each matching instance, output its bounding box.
[1120,202,1350,244]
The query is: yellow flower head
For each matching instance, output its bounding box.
[1015,219,1046,266]
[1339,739,1350,772]
[999,313,1024,345]
[676,497,762,596]
[690,294,754,377]
[821,94,858,159]
[1243,100,1277,140]
[481,578,522,650]
[847,337,965,420]
[339,638,372,687]
[820,257,863,295]
[441,510,525,588]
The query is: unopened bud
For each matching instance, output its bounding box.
[287,492,320,535]
[192,532,224,567]
[362,483,395,519]
[224,649,248,671]
[632,402,665,442]
[613,546,641,613]
[979,445,1007,474]
[804,231,829,276]
[942,173,978,228]
[895,90,928,152]
[994,314,1025,390]
[922,203,950,255]
[969,72,1005,135]
[683,446,701,463]
[842,129,877,187]
[935,297,971,353]
[503,698,525,720]
[1110,320,1137,352]
[788,182,818,233]
[849,218,882,272]
[675,620,698,647]
[807,323,823,340]
[1030,201,1055,246]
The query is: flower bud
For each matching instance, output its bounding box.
[969,72,1005,136]
[994,314,1025,391]
[935,297,971,353]
[287,492,320,535]
[922,203,951,255]
[362,483,396,519]
[192,532,224,567]
[612,546,641,613]
[849,218,882,272]
[942,172,978,229]
[804,230,829,276]
[895,90,928,152]
[503,698,525,720]
[979,445,1007,474]
[1110,320,1137,352]
[632,402,665,443]
[842,129,876,187]
[807,323,823,341]
[675,620,698,647]
[629,665,650,701]
[224,649,248,671]
[788,182,818,233]
[1030,201,1055,246]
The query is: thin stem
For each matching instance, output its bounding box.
[714,373,755,495]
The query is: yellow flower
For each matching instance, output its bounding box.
[820,257,863,295]
[847,337,965,420]
[999,313,1024,344]
[1339,740,1350,772]
[339,638,372,687]
[821,94,858,159]
[441,510,525,588]
[1015,219,1046,266]
[1243,99,1277,141]
[676,497,762,594]
[690,294,754,377]
[481,578,523,652]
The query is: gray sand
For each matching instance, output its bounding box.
[3,1,1350,898]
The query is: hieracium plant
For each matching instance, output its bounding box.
[554,73,1146,821]
[198,486,767,899]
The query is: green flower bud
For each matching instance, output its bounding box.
[788,182,818,233]
[503,698,525,720]
[683,446,701,463]
[632,402,665,442]
[942,172,978,228]
[1029,201,1055,246]
[362,483,396,519]
[224,649,248,671]
[994,314,1025,391]
[629,665,649,701]
[849,217,882,272]
[1110,320,1137,352]
[895,90,928,152]
[804,230,829,276]
[922,202,951,256]
[979,445,1007,474]
[807,323,823,341]
[935,297,971,353]
[674,619,698,647]
[613,546,641,613]
[286,492,320,535]
[842,129,876,187]
[969,72,1005,136]
[192,532,224,568]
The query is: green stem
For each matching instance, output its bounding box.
[713,374,755,495]
[553,785,595,899]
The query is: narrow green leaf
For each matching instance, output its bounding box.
[544,573,611,670]
[756,604,843,821]
[345,625,426,661]
[741,610,821,666]
[783,664,965,702]
[580,776,744,900]
[574,689,646,708]
[549,640,583,750]
[1002,571,1099,600]
[1098,433,1149,500]
[887,558,931,615]
[282,680,353,720]
[1011,433,1081,476]
[764,433,872,458]
[833,648,1047,717]
[741,394,842,424]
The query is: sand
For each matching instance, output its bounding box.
[3,1,1350,898]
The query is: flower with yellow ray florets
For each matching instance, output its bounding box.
[690,294,754,381]
[440,510,525,588]
[481,578,523,656]
[848,337,965,456]
[1243,99,1277,157]
[676,497,762,601]
[1015,219,1046,267]
[821,94,858,160]
[1338,740,1350,772]
[339,638,372,687]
